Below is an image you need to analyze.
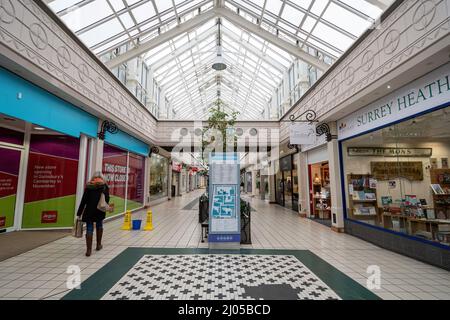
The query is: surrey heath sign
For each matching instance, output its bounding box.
[338,63,450,140]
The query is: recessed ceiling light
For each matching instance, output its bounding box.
[387,85,391,89]
[34,127,46,131]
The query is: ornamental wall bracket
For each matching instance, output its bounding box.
[149,146,160,157]
[316,123,338,142]
[287,142,300,153]
[98,120,118,140]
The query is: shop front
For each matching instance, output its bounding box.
[275,154,299,211]
[101,128,148,219]
[338,63,450,269]
[172,161,182,197]
[0,67,98,232]
[149,153,169,202]
[307,146,332,227]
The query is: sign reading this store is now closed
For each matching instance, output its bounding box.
[338,63,450,140]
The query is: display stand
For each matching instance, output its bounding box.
[430,169,450,220]
[347,174,380,224]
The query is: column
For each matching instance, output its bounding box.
[167,164,173,200]
[293,152,300,215]
[327,123,344,232]
[268,162,276,203]
[251,170,257,197]
[298,152,309,217]
[144,156,150,207]
[92,138,104,172]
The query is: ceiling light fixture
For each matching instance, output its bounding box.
[34,127,46,131]
[387,85,391,89]
[212,19,227,71]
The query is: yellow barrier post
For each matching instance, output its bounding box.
[143,210,154,231]
[121,210,132,230]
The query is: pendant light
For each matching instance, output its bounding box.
[212,19,227,71]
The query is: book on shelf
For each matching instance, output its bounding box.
[354,205,376,215]
[365,193,376,200]
[352,191,366,200]
[431,184,445,195]
[381,196,393,206]
[404,195,418,206]
[352,191,376,201]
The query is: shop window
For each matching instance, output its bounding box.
[102,144,128,217]
[22,134,80,228]
[0,126,24,145]
[150,154,168,201]
[0,147,21,229]
[127,152,145,210]
[342,106,450,245]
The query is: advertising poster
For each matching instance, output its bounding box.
[103,144,128,217]
[0,148,20,229]
[127,153,144,210]
[22,135,79,228]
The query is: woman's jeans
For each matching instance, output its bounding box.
[86,221,103,235]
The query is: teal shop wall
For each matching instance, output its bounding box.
[104,129,149,156]
[0,67,98,138]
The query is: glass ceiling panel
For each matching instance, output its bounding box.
[47,0,394,120]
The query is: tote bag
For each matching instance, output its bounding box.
[73,219,83,238]
[97,192,110,212]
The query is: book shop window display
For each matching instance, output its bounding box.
[342,106,450,245]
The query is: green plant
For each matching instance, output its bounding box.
[202,99,239,163]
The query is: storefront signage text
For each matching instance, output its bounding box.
[338,64,450,140]
[348,147,432,157]
[370,161,423,181]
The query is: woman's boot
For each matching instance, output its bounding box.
[85,234,93,256]
[96,229,103,251]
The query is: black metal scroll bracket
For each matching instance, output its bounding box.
[149,146,160,157]
[316,123,338,142]
[288,109,318,124]
[98,120,118,140]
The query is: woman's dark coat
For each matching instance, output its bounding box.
[77,183,110,222]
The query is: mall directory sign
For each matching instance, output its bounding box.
[208,153,240,245]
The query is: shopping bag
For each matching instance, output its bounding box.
[97,192,111,212]
[73,218,83,238]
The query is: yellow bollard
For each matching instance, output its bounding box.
[121,210,132,230]
[143,210,154,231]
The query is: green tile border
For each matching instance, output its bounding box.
[62,248,379,300]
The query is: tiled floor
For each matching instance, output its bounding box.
[102,254,340,300]
[0,188,449,300]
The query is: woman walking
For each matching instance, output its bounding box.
[77,172,110,256]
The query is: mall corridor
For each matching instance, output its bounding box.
[0,189,449,300]
[1,0,450,304]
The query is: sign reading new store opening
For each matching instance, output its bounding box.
[338,63,450,140]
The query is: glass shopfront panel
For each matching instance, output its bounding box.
[275,155,298,211]
[23,134,80,228]
[342,106,450,245]
[103,144,128,217]
[0,147,21,229]
[150,153,168,201]
[127,153,145,210]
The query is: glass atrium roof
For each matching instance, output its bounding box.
[46,0,394,120]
